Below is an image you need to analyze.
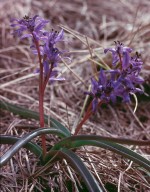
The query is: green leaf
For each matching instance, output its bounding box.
[45,148,104,192]
[0,128,68,167]
[46,136,150,172]
[0,100,71,136]
[53,135,148,146]
[0,135,42,157]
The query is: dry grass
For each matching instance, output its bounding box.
[0,0,150,191]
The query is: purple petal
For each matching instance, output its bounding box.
[134,88,143,94]
[112,53,119,65]
[123,92,130,102]
[128,75,144,84]
[104,48,116,54]
[55,29,64,43]
[35,20,49,32]
[50,77,65,81]
[92,98,98,112]
[110,93,117,103]
[123,47,132,53]
[99,69,106,86]
[122,51,130,70]
[91,78,98,94]
[43,61,49,75]
[20,33,32,39]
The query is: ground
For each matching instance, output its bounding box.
[0,0,150,191]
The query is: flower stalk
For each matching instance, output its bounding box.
[33,38,47,155]
[10,15,66,156]
[74,101,103,135]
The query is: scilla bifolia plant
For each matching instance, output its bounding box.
[10,15,66,155]
[74,41,144,135]
[0,15,150,192]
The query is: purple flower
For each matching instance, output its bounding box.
[104,41,132,70]
[41,30,65,81]
[30,29,64,55]
[43,29,64,45]
[86,57,144,111]
[10,15,49,40]
[11,15,67,84]
[33,43,65,82]
[86,69,118,111]
[44,47,60,66]
[86,42,144,111]
[42,47,61,76]
[130,54,143,75]
[114,76,141,102]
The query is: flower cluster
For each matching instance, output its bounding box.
[10,15,65,82]
[10,15,49,40]
[87,42,144,111]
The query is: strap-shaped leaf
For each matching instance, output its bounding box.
[0,135,42,157]
[52,135,149,146]
[0,128,68,167]
[0,100,71,136]
[46,148,104,192]
[47,136,150,172]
